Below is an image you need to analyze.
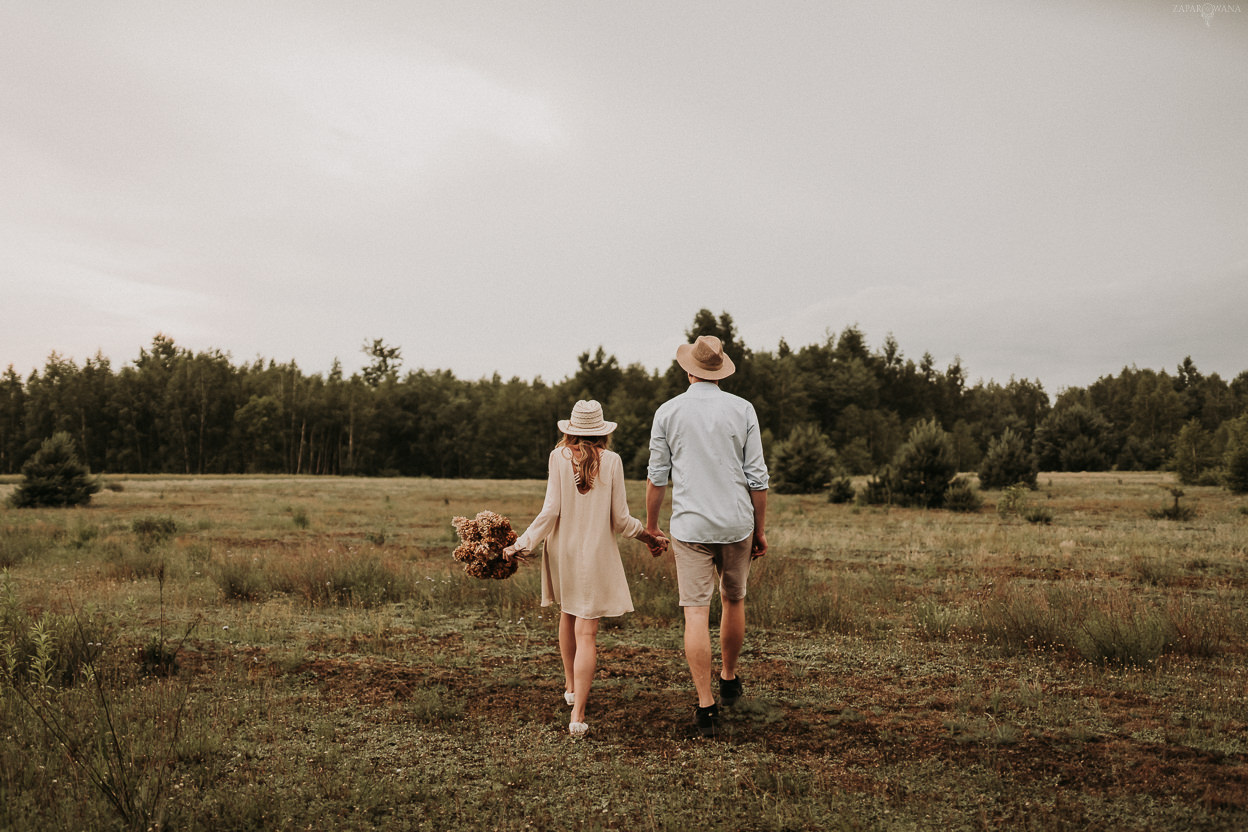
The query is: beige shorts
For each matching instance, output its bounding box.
[671,537,754,606]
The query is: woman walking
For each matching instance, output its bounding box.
[505,400,666,736]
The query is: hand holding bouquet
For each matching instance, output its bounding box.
[451,510,528,580]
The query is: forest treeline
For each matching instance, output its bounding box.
[3,310,1246,482]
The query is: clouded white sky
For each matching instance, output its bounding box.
[2,0,1245,392]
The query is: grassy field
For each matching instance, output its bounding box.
[1,472,1245,831]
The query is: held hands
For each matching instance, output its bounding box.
[641,528,669,558]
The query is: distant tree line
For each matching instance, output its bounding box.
[3,311,1247,487]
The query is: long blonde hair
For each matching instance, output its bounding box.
[557,433,610,494]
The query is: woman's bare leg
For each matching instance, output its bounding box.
[559,611,577,698]
[571,616,599,724]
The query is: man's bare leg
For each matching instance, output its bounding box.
[720,598,745,681]
[683,605,715,707]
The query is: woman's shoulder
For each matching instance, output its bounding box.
[601,449,623,466]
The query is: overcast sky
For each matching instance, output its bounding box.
[2,1,1245,394]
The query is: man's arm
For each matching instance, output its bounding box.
[645,479,669,557]
[646,478,666,533]
[749,488,768,559]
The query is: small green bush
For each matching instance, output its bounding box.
[996,483,1030,518]
[131,516,179,548]
[212,558,269,602]
[8,432,100,509]
[407,684,465,723]
[0,526,60,568]
[1024,507,1054,525]
[973,586,1071,654]
[265,548,412,607]
[289,507,310,529]
[856,470,892,506]
[104,541,167,581]
[826,474,856,504]
[943,477,982,513]
[1148,487,1195,521]
[0,599,105,689]
[913,600,961,640]
[1073,606,1174,667]
[748,559,861,634]
[1165,595,1233,657]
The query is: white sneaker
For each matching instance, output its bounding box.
[569,721,589,736]
[564,691,576,706]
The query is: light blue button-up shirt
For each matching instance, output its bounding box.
[647,382,769,544]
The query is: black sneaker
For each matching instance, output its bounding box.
[719,675,744,707]
[694,703,719,737]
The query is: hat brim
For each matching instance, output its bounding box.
[558,419,617,436]
[676,344,736,380]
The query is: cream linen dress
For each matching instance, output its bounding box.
[513,447,644,619]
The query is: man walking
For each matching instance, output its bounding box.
[645,334,769,737]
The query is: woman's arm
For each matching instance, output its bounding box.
[508,451,562,555]
[609,454,644,539]
[610,453,668,554]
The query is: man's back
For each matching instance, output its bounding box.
[647,381,768,544]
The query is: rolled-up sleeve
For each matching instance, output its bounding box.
[742,405,769,491]
[645,411,672,487]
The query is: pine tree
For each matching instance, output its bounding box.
[1223,416,1248,494]
[887,419,957,508]
[9,432,100,508]
[772,423,838,494]
[1170,419,1217,485]
[978,428,1038,490]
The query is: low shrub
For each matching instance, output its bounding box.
[913,600,961,640]
[407,684,465,723]
[1165,595,1234,657]
[212,557,269,602]
[1073,605,1174,667]
[826,475,856,504]
[969,584,1229,666]
[1024,507,1053,525]
[973,585,1074,654]
[856,471,892,506]
[268,547,412,607]
[943,477,982,513]
[1,593,105,689]
[104,541,167,581]
[131,516,179,549]
[288,507,310,529]
[996,483,1030,519]
[1148,487,1195,521]
[0,525,60,568]
[749,559,861,634]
